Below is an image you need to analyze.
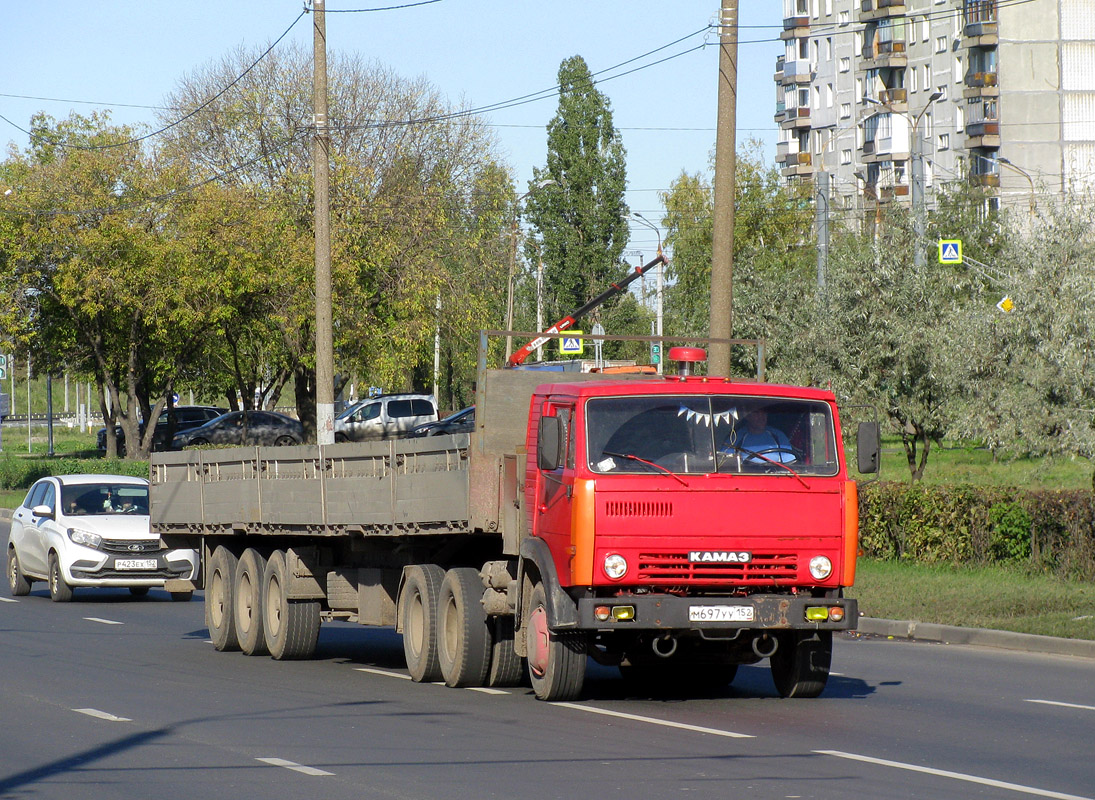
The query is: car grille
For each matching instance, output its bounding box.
[637,552,799,585]
[101,540,164,555]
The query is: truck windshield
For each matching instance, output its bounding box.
[586,395,839,476]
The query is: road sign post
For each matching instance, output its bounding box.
[938,239,963,265]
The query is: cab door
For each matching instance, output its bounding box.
[533,401,577,582]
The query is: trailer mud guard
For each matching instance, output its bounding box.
[519,537,579,629]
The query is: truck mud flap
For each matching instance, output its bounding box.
[519,538,579,629]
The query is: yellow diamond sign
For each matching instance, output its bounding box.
[996,296,1015,314]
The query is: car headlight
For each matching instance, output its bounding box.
[68,528,102,549]
[809,555,833,580]
[603,553,628,580]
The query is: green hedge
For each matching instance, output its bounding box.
[859,482,1095,581]
[0,456,149,491]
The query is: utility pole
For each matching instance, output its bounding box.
[313,0,335,444]
[709,0,738,376]
[815,170,830,290]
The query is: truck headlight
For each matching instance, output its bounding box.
[603,554,628,580]
[68,528,102,549]
[809,555,833,580]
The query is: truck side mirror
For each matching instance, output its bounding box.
[538,415,563,471]
[856,422,880,474]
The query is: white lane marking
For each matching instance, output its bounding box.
[468,687,509,695]
[355,667,410,680]
[74,708,132,722]
[555,702,753,739]
[1026,699,1095,713]
[0,597,17,603]
[817,750,1094,800]
[256,757,333,777]
[84,617,124,625]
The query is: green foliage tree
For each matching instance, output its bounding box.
[524,55,629,328]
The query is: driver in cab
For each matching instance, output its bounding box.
[723,406,796,464]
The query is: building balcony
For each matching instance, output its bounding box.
[781,14,810,40]
[862,139,909,163]
[781,58,814,84]
[970,173,1000,188]
[879,184,911,201]
[966,71,998,88]
[966,133,1001,149]
[780,107,812,129]
[879,87,908,110]
[781,152,815,177]
[773,57,785,82]
[964,25,999,47]
[860,40,908,69]
[859,0,906,22]
[966,120,999,138]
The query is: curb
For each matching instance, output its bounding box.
[856,617,1095,660]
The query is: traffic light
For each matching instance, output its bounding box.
[0,354,7,380]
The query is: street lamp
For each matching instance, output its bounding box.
[505,179,556,362]
[632,212,664,374]
[998,157,1036,219]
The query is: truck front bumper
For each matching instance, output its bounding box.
[575,593,858,632]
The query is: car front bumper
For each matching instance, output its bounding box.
[62,545,199,587]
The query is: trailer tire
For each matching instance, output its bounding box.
[400,564,445,682]
[235,548,269,656]
[207,546,240,651]
[437,568,491,688]
[525,581,585,701]
[488,617,525,687]
[263,550,321,660]
[770,630,832,698]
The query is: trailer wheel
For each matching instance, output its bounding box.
[525,581,585,701]
[263,550,321,660]
[488,617,525,687]
[207,546,240,651]
[770,630,832,698]
[400,564,445,682]
[235,548,269,656]
[437,568,492,688]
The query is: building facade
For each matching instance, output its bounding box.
[774,0,1095,220]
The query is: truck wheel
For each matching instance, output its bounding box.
[400,564,445,682]
[207,546,240,651]
[437,568,491,688]
[170,590,194,602]
[525,581,585,701]
[770,630,832,698]
[7,547,32,596]
[488,617,525,687]
[263,550,321,660]
[235,548,269,656]
[48,553,74,602]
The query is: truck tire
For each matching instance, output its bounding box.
[400,564,445,682]
[207,546,240,651]
[235,548,269,656]
[525,581,585,701]
[7,547,32,596]
[263,550,321,660]
[48,552,74,602]
[488,617,525,687]
[437,568,492,688]
[770,630,832,698]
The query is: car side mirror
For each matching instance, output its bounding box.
[538,416,563,471]
[856,422,881,474]
[32,504,55,520]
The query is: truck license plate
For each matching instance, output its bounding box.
[115,558,157,570]
[689,605,755,622]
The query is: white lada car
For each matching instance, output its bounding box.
[6,474,198,602]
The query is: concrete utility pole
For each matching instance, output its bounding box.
[815,170,830,290]
[313,0,335,444]
[709,0,738,376]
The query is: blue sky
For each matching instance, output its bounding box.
[2,1,783,256]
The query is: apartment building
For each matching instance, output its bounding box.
[774,0,1095,219]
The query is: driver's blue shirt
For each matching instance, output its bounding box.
[723,428,795,463]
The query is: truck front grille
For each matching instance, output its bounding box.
[604,500,673,518]
[638,552,798,584]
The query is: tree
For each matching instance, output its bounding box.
[524,55,629,328]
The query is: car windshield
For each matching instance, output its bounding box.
[586,395,839,476]
[60,484,149,516]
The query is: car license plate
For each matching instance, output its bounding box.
[689,605,755,622]
[115,558,157,570]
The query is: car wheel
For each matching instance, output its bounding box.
[170,590,194,602]
[129,586,150,598]
[7,547,32,596]
[274,435,295,446]
[334,433,348,443]
[189,438,209,447]
[48,553,74,603]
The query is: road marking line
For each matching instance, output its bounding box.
[555,702,753,739]
[74,708,132,722]
[467,687,509,695]
[1026,699,1095,713]
[84,617,124,625]
[355,667,410,680]
[256,757,333,776]
[0,597,17,603]
[817,749,1094,800]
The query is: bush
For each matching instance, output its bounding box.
[0,455,149,489]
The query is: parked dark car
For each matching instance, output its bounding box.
[97,405,227,455]
[408,406,475,438]
[171,410,304,449]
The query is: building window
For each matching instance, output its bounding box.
[825,0,832,16]
[840,56,850,73]
[937,85,948,101]
[840,102,852,119]
[924,64,931,88]
[826,37,833,61]
[839,9,849,26]
[826,83,834,108]
[841,149,852,165]
[922,16,930,42]
[936,36,948,53]
[812,86,821,109]
[938,134,950,150]
[911,68,919,92]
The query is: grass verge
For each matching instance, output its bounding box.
[849,558,1095,640]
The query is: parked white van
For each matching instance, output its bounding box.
[333,394,438,442]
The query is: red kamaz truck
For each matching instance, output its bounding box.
[152,340,875,701]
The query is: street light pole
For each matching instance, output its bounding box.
[998,156,1036,219]
[911,91,942,267]
[504,179,556,362]
[633,213,664,374]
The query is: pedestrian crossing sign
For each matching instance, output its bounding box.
[938,239,963,264]
[560,331,584,355]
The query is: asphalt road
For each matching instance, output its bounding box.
[2,583,1093,800]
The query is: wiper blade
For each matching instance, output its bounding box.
[721,445,809,488]
[601,451,688,486]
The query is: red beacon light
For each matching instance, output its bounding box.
[667,347,707,378]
